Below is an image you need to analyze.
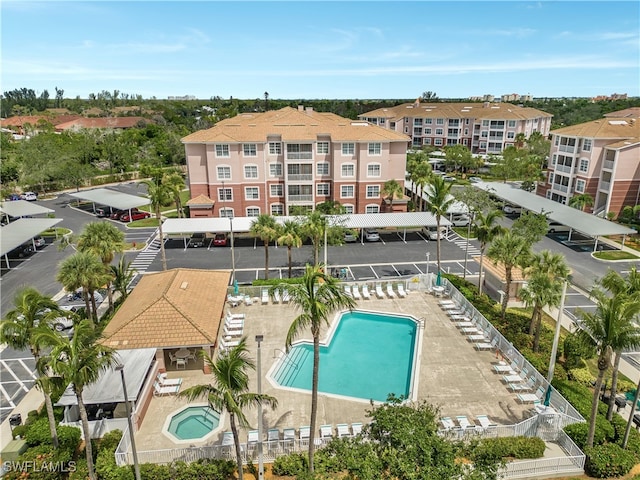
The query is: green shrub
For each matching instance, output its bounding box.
[167,459,236,480]
[68,458,88,480]
[471,436,545,462]
[272,452,308,476]
[23,418,82,453]
[568,367,595,386]
[11,424,28,439]
[563,333,594,370]
[3,445,74,480]
[100,429,124,451]
[253,278,305,286]
[585,443,636,478]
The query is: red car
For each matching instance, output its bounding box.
[119,209,151,222]
[213,233,228,246]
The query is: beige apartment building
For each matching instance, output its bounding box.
[358,100,552,154]
[536,109,640,216]
[181,106,410,217]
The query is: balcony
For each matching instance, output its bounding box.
[552,183,569,193]
[287,174,313,181]
[603,160,614,170]
[558,145,576,154]
[286,152,313,160]
[554,164,573,174]
[599,181,611,192]
[287,194,314,202]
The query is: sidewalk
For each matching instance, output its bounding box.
[0,388,44,453]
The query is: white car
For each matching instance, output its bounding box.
[503,204,522,214]
[364,230,380,242]
[421,226,447,240]
[469,176,482,183]
[449,214,470,227]
[20,192,37,201]
[547,222,572,234]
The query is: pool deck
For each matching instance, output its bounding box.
[134,289,534,452]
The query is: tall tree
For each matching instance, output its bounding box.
[473,209,506,295]
[77,221,124,311]
[36,320,117,480]
[487,231,531,319]
[274,264,356,474]
[142,177,172,270]
[424,176,454,273]
[443,144,472,174]
[179,339,277,480]
[163,171,186,218]
[301,210,328,266]
[0,288,64,449]
[511,211,549,247]
[381,179,403,212]
[576,289,640,448]
[569,193,594,212]
[277,220,303,278]
[110,255,136,300]
[57,252,111,322]
[250,214,279,280]
[406,153,431,211]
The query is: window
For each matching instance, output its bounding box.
[465,118,470,125]
[368,143,381,155]
[215,144,230,157]
[423,138,432,145]
[271,204,284,216]
[268,142,281,155]
[425,118,432,124]
[414,118,423,126]
[245,187,259,200]
[507,131,515,140]
[269,163,283,177]
[548,172,554,184]
[270,184,283,197]
[366,185,380,198]
[583,139,592,152]
[464,128,469,135]
[341,185,355,198]
[342,143,355,155]
[243,143,257,157]
[367,163,381,177]
[366,204,379,214]
[218,188,232,202]
[219,208,234,218]
[316,183,330,196]
[343,204,354,214]
[317,162,329,175]
[287,143,313,159]
[482,120,489,127]
[412,138,422,147]
[414,127,423,136]
[246,207,260,217]
[579,158,589,173]
[481,131,488,138]
[425,128,432,135]
[436,118,444,125]
[479,141,487,149]
[244,165,258,179]
[435,128,444,136]
[390,122,396,129]
[317,141,329,154]
[434,138,443,146]
[508,120,516,128]
[575,179,586,193]
[217,166,231,180]
[341,163,355,177]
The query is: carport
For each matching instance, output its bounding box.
[68,188,150,219]
[0,200,54,223]
[474,182,636,251]
[1,218,63,268]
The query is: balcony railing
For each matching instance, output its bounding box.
[555,164,573,174]
[286,152,313,160]
[287,174,313,181]
[287,194,314,202]
[599,181,611,192]
[552,183,569,193]
[603,160,614,170]
[558,145,576,154]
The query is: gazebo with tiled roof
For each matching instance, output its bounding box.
[101,268,230,373]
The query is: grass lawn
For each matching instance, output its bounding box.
[453,226,476,238]
[593,250,640,261]
[41,227,71,237]
[128,218,160,228]
[139,190,190,214]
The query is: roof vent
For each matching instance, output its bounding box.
[609,120,628,125]
[181,281,189,290]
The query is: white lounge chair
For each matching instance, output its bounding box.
[386,283,396,298]
[440,417,456,430]
[157,373,182,387]
[362,285,371,299]
[267,428,280,443]
[220,339,240,351]
[320,424,333,439]
[476,415,496,431]
[439,299,455,307]
[299,425,310,441]
[351,422,363,436]
[247,430,259,444]
[474,341,494,351]
[502,374,524,384]
[397,284,407,297]
[225,319,244,329]
[226,312,246,320]
[282,290,290,303]
[456,415,475,431]
[153,381,180,396]
[283,428,295,443]
[336,423,350,437]
[352,285,361,300]
[261,289,269,305]
[273,290,281,303]
[375,284,385,299]
[343,285,352,297]
[517,387,545,404]
[221,431,234,447]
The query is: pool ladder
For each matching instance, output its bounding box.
[273,348,299,369]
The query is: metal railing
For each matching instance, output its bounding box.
[603,160,614,170]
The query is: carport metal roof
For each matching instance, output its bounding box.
[55,348,156,406]
[1,218,62,257]
[69,188,150,210]
[474,182,636,237]
[162,212,449,235]
[0,200,54,217]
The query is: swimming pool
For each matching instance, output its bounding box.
[269,310,419,402]
[163,405,221,443]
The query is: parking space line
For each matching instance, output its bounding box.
[391,265,400,276]
[395,232,407,244]
[369,266,379,279]
[414,263,425,274]
[0,360,29,392]
[18,359,37,380]
[0,384,16,409]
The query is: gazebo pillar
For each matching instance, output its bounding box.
[155,349,167,373]
[202,345,213,374]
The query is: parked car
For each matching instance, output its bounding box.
[421,226,447,240]
[33,236,46,248]
[8,244,34,259]
[364,230,380,242]
[189,233,206,247]
[20,192,37,201]
[449,214,470,227]
[443,176,456,182]
[469,176,483,183]
[95,207,108,217]
[5,193,21,201]
[213,233,228,246]
[343,230,358,243]
[547,222,572,234]
[503,204,522,215]
[110,209,126,220]
[119,209,151,222]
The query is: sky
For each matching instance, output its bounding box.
[1,1,638,100]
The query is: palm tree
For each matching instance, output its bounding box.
[277,220,303,278]
[57,252,112,322]
[178,339,277,480]
[36,320,117,480]
[77,221,125,311]
[0,288,64,449]
[408,161,431,211]
[576,289,640,448]
[487,231,531,319]
[381,179,403,212]
[520,251,570,351]
[250,214,279,280]
[142,177,173,270]
[273,264,356,475]
[110,255,136,300]
[424,175,454,273]
[301,211,328,266]
[163,171,186,218]
[569,193,594,212]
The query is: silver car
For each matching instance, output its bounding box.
[365,230,380,242]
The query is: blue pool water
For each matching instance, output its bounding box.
[271,310,418,402]
[168,406,220,440]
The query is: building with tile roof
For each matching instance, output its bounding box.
[55,116,147,131]
[181,106,411,217]
[101,268,231,372]
[358,99,552,154]
[537,110,640,216]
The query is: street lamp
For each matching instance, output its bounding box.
[221,180,236,284]
[425,252,430,279]
[255,335,264,480]
[115,364,141,480]
[547,281,567,383]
